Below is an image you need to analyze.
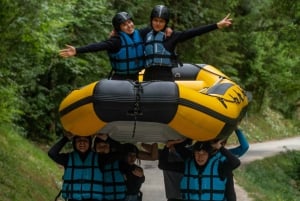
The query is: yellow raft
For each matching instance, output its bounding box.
[59,64,249,142]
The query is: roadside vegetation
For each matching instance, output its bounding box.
[231,108,300,201]
[235,150,300,201]
[0,124,62,201]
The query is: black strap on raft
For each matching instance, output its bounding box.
[127,81,143,138]
[193,63,229,80]
[108,69,114,79]
[172,52,183,67]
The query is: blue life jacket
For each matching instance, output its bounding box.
[103,160,127,200]
[144,30,173,68]
[180,152,227,201]
[109,30,144,74]
[62,151,104,200]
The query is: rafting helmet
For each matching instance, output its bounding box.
[193,141,213,154]
[150,5,170,24]
[122,143,139,155]
[112,12,133,31]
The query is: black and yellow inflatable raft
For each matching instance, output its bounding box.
[59,64,249,142]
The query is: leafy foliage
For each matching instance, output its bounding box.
[0,0,299,140]
[235,150,300,200]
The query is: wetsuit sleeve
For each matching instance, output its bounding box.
[171,24,218,43]
[158,147,169,169]
[158,147,185,173]
[229,129,249,157]
[225,174,237,201]
[174,143,192,160]
[110,152,123,163]
[76,36,121,54]
[218,147,241,179]
[48,136,70,167]
[118,160,130,174]
[220,147,241,169]
[107,136,122,153]
[138,26,152,39]
[133,164,145,184]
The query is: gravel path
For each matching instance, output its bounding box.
[140,136,300,201]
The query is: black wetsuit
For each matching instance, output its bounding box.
[75,28,151,80]
[143,24,218,81]
[159,145,240,201]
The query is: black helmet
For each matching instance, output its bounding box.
[112,12,133,31]
[193,141,213,153]
[150,5,170,23]
[122,143,139,154]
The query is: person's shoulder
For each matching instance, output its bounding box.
[109,35,121,41]
[167,30,180,38]
[105,36,122,50]
[138,26,151,32]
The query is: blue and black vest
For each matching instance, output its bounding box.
[109,30,144,75]
[180,152,227,201]
[103,160,127,201]
[62,151,103,200]
[144,30,173,68]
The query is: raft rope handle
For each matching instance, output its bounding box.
[192,63,231,95]
[131,81,143,138]
[132,116,137,138]
[193,63,231,81]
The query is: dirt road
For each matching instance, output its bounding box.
[140,136,300,201]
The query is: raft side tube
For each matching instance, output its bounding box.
[59,81,106,136]
[93,80,179,123]
[167,83,248,140]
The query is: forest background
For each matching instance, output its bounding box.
[0,0,299,142]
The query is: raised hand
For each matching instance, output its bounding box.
[217,13,232,29]
[59,44,76,58]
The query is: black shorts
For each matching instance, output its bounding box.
[143,66,174,81]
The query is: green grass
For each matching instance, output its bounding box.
[230,109,300,201]
[0,124,63,201]
[235,151,300,201]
